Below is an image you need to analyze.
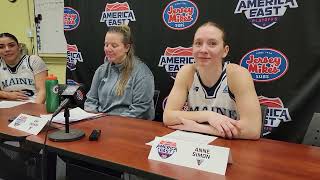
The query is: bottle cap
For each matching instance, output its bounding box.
[46,74,57,80]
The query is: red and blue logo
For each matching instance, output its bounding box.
[156,140,177,159]
[67,44,83,71]
[100,2,136,26]
[162,0,199,30]
[259,96,292,136]
[66,79,80,86]
[234,0,298,29]
[240,48,288,82]
[75,89,84,101]
[64,7,80,31]
[158,47,194,79]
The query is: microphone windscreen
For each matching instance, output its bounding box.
[57,84,86,109]
[73,86,86,108]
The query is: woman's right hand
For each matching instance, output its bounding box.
[207,113,240,139]
[5,91,29,100]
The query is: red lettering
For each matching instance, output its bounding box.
[248,64,258,73]
[167,6,194,23]
[246,55,282,67]
[64,14,76,25]
[248,64,280,74]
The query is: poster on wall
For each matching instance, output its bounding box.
[64,0,320,143]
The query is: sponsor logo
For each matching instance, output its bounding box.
[156,140,177,159]
[14,116,27,127]
[75,89,84,101]
[222,86,228,93]
[158,47,194,79]
[240,48,288,82]
[66,79,80,85]
[67,44,83,71]
[162,0,199,30]
[197,159,204,166]
[192,147,210,166]
[64,7,80,31]
[100,2,136,26]
[52,85,59,94]
[234,0,298,29]
[259,96,292,136]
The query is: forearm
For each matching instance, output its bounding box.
[84,98,99,112]
[163,110,214,126]
[195,123,225,137]
[235,120,261,140]
[122,105,152,120]
[84,85,100,112]
[0,90,9,99]
[167,118,225,137]
[34,89,46,104]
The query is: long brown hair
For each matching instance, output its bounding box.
[107,25,135,96]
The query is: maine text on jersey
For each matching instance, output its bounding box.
[1,78,34,88]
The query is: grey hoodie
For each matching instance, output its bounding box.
[84,57,155,120]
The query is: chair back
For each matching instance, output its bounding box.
[260,105,268,137]
[302,113,320,147]
[153,90,160,109]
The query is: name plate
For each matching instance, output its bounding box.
[148,137,232,175]
[8,114,48,135]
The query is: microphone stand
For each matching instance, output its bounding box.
[48,104,85,142]
[64,107,70,133]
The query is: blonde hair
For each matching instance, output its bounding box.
[108,25,134,96]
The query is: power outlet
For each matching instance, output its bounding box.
[26,28,33,38]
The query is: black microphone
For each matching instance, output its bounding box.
[51,84,84,117]
[48,85,85,142]
[58,84,86,108]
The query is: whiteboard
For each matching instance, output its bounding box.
[34,0,67,54]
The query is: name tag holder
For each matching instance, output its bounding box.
[148,137,232,175]
[8,114,48,135]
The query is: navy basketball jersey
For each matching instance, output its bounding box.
[0,55,37,98]
[187,62,238,120]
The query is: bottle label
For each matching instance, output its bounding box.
[52,85,59,94]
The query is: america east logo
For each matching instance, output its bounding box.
[158,47,194,79]
[240,48,288,82]
[156,140,177,159]
[259,96,292,136]
[64,7,80,31]
[234,0,298,29]
[100,2,136,26]
[162,0,199,30]
[67,44,83,71]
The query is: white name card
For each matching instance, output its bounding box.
[8,114,49,135]
[148,137,232,175]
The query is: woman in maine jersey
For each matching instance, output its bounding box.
[163,22,261,140]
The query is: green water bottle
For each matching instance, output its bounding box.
[46,74,59,113]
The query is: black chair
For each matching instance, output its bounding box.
[153,90,161,121]
[0,141,40,180]
[302,113,320,147]
[260,105,268,137]
[153,90,160,109]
